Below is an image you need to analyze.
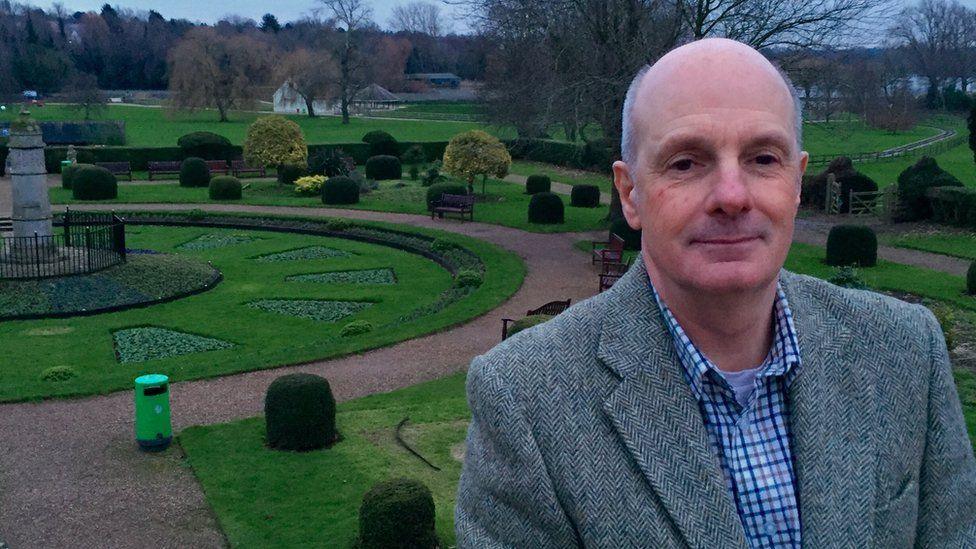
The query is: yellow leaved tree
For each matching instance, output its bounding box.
[242,116,307,183]
[442,130,511,194]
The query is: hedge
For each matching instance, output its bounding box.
[571,184,601,207]
[179,157,210,188]
[209,176,242,200]
[528,192,565,224]
[525,174,551,194]
[265,373,337,451]
[61,162,93,190]
[365,155,402,180]
[825,225,877,267]
[894,156,964,222]
[358,478,438,549]
[321,176,360,205]
[72,165,118,200]
[178,131,234,160]
[926,186,976,229]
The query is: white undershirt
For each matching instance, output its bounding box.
[716,363,764,408]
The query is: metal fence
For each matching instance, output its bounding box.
[0,209,126,279]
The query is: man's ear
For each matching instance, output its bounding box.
[612,160,642,230]
[795,151,809,206]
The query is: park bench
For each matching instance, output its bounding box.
[501,299,572,340]
[147,161,182,180]
[599,257,633,293]
[206,160,230,175]
[95,161,132,181]
[591,233,624,268]
[231,160,266,178]
[430,193,475,222]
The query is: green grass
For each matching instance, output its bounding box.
[509,161,613,193]
[882,230,976,261]
[802,118,940,157]
[0,221,523,402]
[51,177,611,234]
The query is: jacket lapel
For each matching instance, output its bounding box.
[597,259,748,549]
[780,272,877,547]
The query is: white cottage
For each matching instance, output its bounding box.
[272,81,332,115]
[272,82,401,115]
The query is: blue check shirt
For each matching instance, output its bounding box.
[651,282,802,548]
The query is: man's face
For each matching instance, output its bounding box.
[614,48,808,296]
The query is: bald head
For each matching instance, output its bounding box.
[621,38,802,166]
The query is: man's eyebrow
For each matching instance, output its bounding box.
[651,131,795,160]
[745,132,794,152]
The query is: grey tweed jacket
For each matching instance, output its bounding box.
[456,258,976,548]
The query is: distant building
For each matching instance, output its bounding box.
[405,73,461,89]
[273,82,401,115]
[273,81,330,115]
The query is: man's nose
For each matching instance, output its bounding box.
[709,160,752,216]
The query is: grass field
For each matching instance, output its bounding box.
[0,222,523,402]
[883,230,976,261]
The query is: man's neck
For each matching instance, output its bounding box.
[647,261,777,373]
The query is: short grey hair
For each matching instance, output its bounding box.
[620,62,804,166]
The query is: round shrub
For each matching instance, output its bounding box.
[340,320,373,337]
[426,183,468,209]
[40,365,77,382]
[362,130,399,157]
[209,175,242,200]
[454,269,483,288]
[294,175,327,196]
[179,157,210,188]
[968,261,976,295]
[528,192,565,224]
[365,155,402,180]
[610,218,642,250]
[825,225,877,267]
[72,165,117,200]
[278,162,306,185]
[525,174,551,194]
[358,478,438,549]
[895,156,964,221]
[571,184,601,207]
[61,162,92,189]
[321,175,360,205]
[243,115,307,169]
[508,314,553,337]
[177,131,233,160]
[265,373,337,451]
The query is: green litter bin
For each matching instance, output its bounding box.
[60,160,72,172]
[134,374,172,452]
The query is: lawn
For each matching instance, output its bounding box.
[882,230,976,261]
[50,177,611,234]
[802,118,941,158]
[0,221,523,402]
[509,160,614,193]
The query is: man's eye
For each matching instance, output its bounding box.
[755,154,778,165]
[670,159,693,171]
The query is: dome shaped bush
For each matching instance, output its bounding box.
[525,174,551,194]
[571,184,601,207]
[442,130,511,193]
[243,116,307,170]
[362,130,399,157]
[72,165,118,200]
[610,218,642,250]
[61,162,93,190]
[365,155,402,180]
[209,175,242,200]
[425,183,468,209]
[968,261,976,295]
[528,192,564,224]
[265,373,337,451]
[826,225,877,267]
[508,314,553,337]
[340,320,373,337]
[454,269,483,288]
[278,162,307,185]
[177,131,233,160]
[40,365,77,382]
[358,478,438,549]
[895,156,964,221]
[179,157,210,188]
[321,176,360,205]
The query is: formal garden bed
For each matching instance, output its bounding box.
[0,213,523,402]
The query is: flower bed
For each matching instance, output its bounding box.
[246,299,373,322]
[255,246,353,262]
[113,326,235,364]
[178,233,260,251]
[287,268,396,285]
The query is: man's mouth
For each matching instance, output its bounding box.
[691,235,761,245]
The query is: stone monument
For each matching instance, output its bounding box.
[8,110,53,240]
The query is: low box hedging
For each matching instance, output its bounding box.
[365,155,402,180]
[209,176,242,200]
[321,175,360,205]
[72,165,118,200]
[571,184,601,207]
[525,174,551,194]
[528,192,565,224]
[340,320,373,337]
[927,186,976,229]
[825,225,877,267]
[425,183,467,209]
[179,157,210,188]
[61,162,93,189]
[358,478,438,549]
[265,373,337,451]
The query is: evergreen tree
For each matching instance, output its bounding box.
[260,13,281,33]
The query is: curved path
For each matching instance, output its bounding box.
[0,203,969,548]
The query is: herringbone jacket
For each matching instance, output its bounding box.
[456,259,976,548]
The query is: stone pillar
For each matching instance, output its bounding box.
[8,110,52,239]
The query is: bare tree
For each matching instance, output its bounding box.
[64,72,106,120]
[318,0,373,124]
[389,2,445,36]
[167,28,272,122]
[276,48,340,117]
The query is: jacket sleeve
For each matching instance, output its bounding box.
[455,354,578,548]
[915,308,976,546]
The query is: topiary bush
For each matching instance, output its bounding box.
[800,157,878,213]
[61,162,92,189]
[571,184,601,207]
[179,157,210,188]
[321,175,360,205]
[209,175,242,200]
[968,261,976,295]
[358,478,438,549]
[40,365,77,382]
[72,165,118,200]
[340,320,373,337]
[525,174,551,194]
[278,162,306,185]
[365,155,402,180]
[528,192,564,224]
[508,314,553,337]
[825,225,877,267]
[454,269,483,288]
[265,373,337,451]
[177,131,233,160]
[443,130,511,194]
[362,130,399,157]
[243,116,308,172]
[425,183,468,209]
[610,218,642,250]
[295,175,327,196]
[894,156,964,222]
[307,147,355,177]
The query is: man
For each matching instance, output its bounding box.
[456,38,976,548]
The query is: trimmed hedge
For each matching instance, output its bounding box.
[358,478,438,549]
[321,176,360,205]
[278,163,307,185]
[895,156,964,222]
[571,184,601,207]
[968,261,976,295]
[800,157,878,213]
[927,186,976,229]
[610,218,642,250]
[508,314,552,337]
[525,174,551,194]
[177,131,233,160]
[365,155,402,180]
[528,192,565,224]
[362,130,399,157]
[426,183,468,209]
[506,138,585,170]
[265,373,337,451]
[61,162,93,189]
[825,225,877,267]
[179,157,210,188]
[209,176,242,200]
[72,165,118,200]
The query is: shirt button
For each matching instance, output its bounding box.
[764,521,777,535]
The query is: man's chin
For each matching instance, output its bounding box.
[681,263,777,295]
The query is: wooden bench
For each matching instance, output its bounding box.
[231,160,266,178]
[431,193,475,221]
[501,299,572,340]
[592,233,624,267]
[599,258,633,292]
[148,161,182,180]
[206,160,230,175]
[95,161,132,181]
